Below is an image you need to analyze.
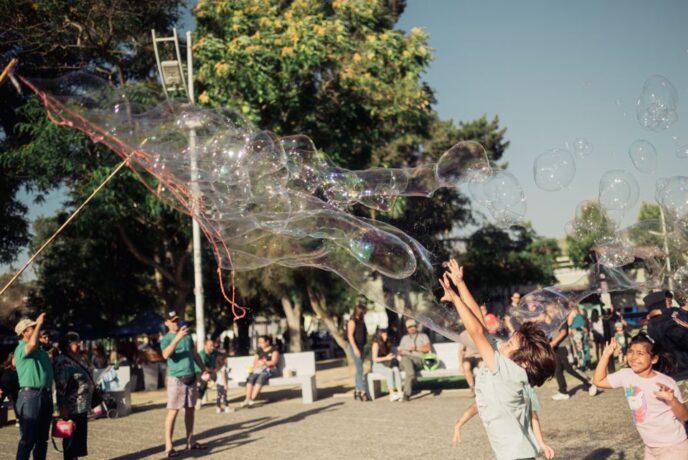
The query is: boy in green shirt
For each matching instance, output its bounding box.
[14,313,54,460]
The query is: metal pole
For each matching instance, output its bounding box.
[187,31,206,350]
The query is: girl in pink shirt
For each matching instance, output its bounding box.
[593,333,688,460]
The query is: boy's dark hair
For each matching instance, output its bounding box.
[629,332,675,375]
[511,322,557,387]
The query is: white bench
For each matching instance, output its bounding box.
[226,351,318,404]
[94,365,132,417]
[367,342,462,400]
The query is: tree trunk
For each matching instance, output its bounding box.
[307,286,353,365]
[281,295,302,352]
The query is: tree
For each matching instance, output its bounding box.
[565,201,615,268]
[460,223,561,301]
[0,1,198,325]
[193,0,435,350]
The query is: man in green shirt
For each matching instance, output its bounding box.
[14,313,54,460]
[161,311,210,457]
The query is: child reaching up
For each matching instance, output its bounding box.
[593,334,688,459]
[452,386,555,459]
[440,259,557,460]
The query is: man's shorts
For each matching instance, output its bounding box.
[166,375,198,410]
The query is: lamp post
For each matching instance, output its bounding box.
[152,29,206,350]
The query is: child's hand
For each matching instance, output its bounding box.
[601,338,617,358]
[654,383,677,404]
[439,273,455,303]
[541,443,555,459]
[451,420,463,447]
[446,259,464,287]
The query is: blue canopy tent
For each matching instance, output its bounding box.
[110,310,165,337]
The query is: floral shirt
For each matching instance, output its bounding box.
[54,353,94,415]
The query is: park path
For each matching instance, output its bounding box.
[0,363,644,459]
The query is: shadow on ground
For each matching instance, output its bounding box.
[110,402,344,459]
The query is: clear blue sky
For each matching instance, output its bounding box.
[7,0,688,276]
[397,0,688,237]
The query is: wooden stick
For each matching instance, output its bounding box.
[0,59,18,86]
[0,158,131,298]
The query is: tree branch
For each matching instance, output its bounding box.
[117,224,176,283]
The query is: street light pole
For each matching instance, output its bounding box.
[186,31,206,351]
[152,29,206,350]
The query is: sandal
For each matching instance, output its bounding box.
[165,449,179,458]
[187,442,207,450]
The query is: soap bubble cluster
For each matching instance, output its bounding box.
[533,148,576,191]
[628,140,657,174]
[636,75,679,132]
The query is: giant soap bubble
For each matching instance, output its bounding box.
[628,140,657,174]
[22,71,530,341]
[636,75,679,132]
[533,148,576,191]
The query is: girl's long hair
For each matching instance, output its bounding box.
[375,329,391,356]
[352,303,367,322]
[630,333,675,375]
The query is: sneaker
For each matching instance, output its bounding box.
[551,392,570,401]
[224,407,235,413]
[400,394,410,402]
[240,399,251,408]
[588,384,598,396]
[390,392,401,402]
[247,399,255,407]
[216,407,222,413]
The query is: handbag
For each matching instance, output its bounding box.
[51,418,75,452]
[180,374,197,386]
[52,419,75,438]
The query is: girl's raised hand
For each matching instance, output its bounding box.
[446,259,464,286]
[602,338,617,358]
[439,273,455,303]
[654,383,676,403]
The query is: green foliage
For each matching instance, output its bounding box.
[565,201,615,268]
[460,223,561,297]
[0,0,190,324]
[194,0,432,167]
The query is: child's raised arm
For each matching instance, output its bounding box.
[440,273,496,371]
[593,338,617,389]
[446,259,486,328]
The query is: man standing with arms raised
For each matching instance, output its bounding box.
[162,312,210,458]
[14,313,53,460]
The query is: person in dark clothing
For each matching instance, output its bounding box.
[645,291,688,402]
[347,304,368,401]
[0,353,19,427]
[549,318,597,400]
[601,305,625,373]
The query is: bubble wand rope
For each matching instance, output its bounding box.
[14,71,247,319]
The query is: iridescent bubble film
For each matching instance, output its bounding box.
[636,75,679,132]
[533,148,576,191]
[628,140,658,174]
